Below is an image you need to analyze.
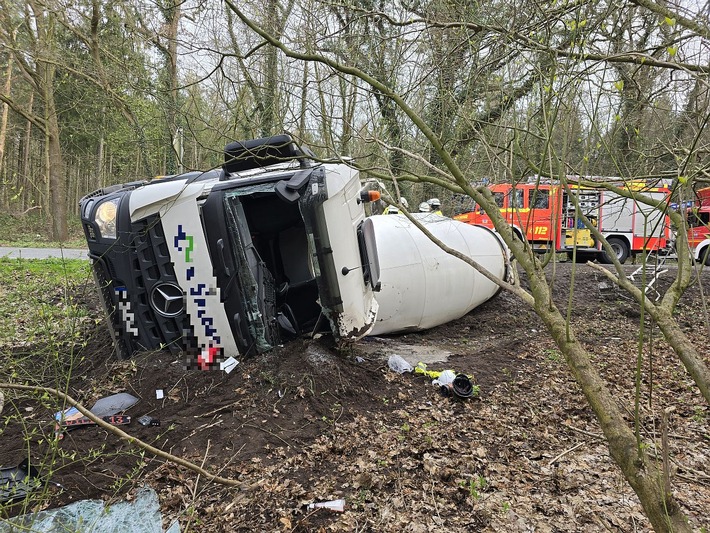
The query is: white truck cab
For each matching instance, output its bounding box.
[81,135,379,367]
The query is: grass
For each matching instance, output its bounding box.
[0,255,107,516]
[0,213,86,248]
[0,257,94,358]
[0,256,95,398]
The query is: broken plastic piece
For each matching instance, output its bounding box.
[89,393,139,418]
[137,415,160,427]
[387,354,413,373]
[307,498,345,513]
[54,393,138,438]
[63,415,131,429]
[54,392,138,425]
[453,374,475,398]
[431,370,456,386]
[55,415,131,440]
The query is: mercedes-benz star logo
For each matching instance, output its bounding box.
[150,282,184,317]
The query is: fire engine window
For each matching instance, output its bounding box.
[508,189,524,208]
[688,211,710,227]
[529,189,549,209]
[493,192,504,208]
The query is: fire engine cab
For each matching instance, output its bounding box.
[685,187,710,265]
[454,178,673,264]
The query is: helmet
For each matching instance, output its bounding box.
[400,197,409,209]
[385,205,400,214]
[428,198,441,208]
[418,202,432,213]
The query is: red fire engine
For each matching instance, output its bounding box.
[686,187,710,265]
[453,178,673,264]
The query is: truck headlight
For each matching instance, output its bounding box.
[94,198,119,239]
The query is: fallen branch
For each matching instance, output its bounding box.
[195,400,243,419]
[0,382,251,489]
[562,422,604,440]
[676,472,710,486]
[549,441,586,466]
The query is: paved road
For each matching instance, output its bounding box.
[0,247,89,260]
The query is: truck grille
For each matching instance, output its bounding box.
[130,216,183,353]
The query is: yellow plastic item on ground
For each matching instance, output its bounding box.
[414,362,452,379]
[414,362,475,383]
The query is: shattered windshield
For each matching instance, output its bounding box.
[223,189,277,353]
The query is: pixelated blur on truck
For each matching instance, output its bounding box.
[80,135,381,368]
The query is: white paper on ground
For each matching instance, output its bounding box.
[220,356,239,374]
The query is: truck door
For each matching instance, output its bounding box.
[297,164,379,340]
[527,186,552,243]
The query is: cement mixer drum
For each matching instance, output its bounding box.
[368,213,509,335]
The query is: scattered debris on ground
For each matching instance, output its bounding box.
[1,264,709,531]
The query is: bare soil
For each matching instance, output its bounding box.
[2,263,709,532]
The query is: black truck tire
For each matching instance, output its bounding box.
[600,237,629,264]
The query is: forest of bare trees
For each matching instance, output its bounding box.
[1,0,708,239]
[1,1,710,530]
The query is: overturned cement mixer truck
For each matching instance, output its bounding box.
[79,135,510,369]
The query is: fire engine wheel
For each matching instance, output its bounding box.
[601,237,629,264]
[700,246,710,266]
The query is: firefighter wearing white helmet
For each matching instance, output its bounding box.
[418,202,431,213]
[428,198,443,216]
[385,197,408,214]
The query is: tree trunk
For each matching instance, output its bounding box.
[34,48,67,241]
[0,56,12,210]
[22,93,34,212]
[298,60,308,138]
[340,76,357,155]
[46,99,67,241]
[96,118,104,190]
[164,0,181,174]
[262,0,279,137]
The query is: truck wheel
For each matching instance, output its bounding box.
[601,237,629,264]
[700,246,710,266]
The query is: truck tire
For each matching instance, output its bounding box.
[601,237,629,264]
[700,246,710,266]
